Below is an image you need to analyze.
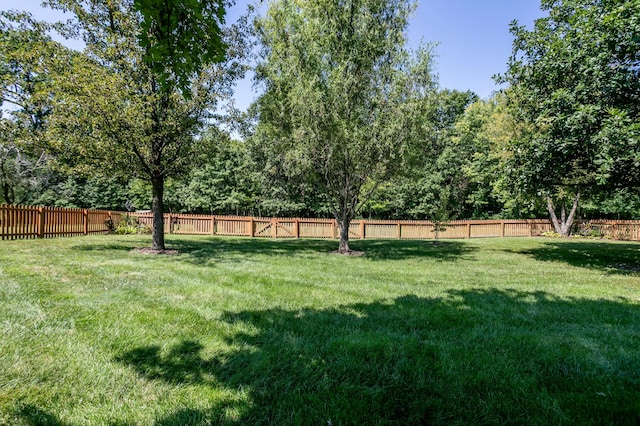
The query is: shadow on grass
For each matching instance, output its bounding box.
[14,405,68,426]
[168,237,335,263]
[116,340,218,386]
[357,239,475,261]
[69,242,144,252]
[115,289,640,425]
[71,234,475,263]
[164,237,476,265]
[515,239,640,276]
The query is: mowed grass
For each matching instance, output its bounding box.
[1,235,639,425]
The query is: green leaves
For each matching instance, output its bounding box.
[501,0,640,199]
[24,0,244,249]
[251,0,434,250]
[133,0,228,97]
[253,0,433,210]
[0,12,75,204]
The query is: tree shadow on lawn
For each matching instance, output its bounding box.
[71,236,475,265]
[14,405,69,426]
[167,237,476,264]
[514,240,640,276]
[70,242,145,252]
[168,237,335,263]
[72,237,335,264]
[116,289,640,425]
[356,239,476,261]
[117,340,217,386]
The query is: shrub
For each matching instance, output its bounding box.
[115,214,141,235]
[104,219,116,234]
[575,222,606,239]
[541,231,562,238]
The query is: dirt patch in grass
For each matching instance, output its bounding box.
[131,247,179,255]
[328,250,365,256]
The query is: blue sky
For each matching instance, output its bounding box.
[3,0,546,109]
[411,1,545,97]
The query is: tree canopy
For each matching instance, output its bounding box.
[251,0,438,253]
[39,0,245,249]
[498,0,640,234]
[133,0,227,96]
[0,12,69,204]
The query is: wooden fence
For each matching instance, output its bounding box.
[4,203,640,242]
[573,219,640,241]
[131,213,640,241]
[132,213,557,240]
[0,204,124,240]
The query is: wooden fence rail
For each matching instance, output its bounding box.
[3,204,640,242]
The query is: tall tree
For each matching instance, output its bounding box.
[43,0,244,249]
[0,13,64,204]
[252,0,437,253]
[498,0,640,235]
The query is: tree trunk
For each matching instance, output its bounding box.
[336,214,351,254]
[2,181,12,205]
[151,175,165,250]
[1,165,14,204]
[546,192,580,237]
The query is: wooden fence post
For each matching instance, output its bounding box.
[467,222,471,239]
[360,220,365,239]
[211,216,216,235]
[611,222,617,240]
[397,222,401,240]
[83,209,89,235]
[1,205,6,240]
[501,220,505,237]
[272,218,277,238]
[249,217,254,237]
[38,207,45,238]
[4,205,8,240]
[294,219,300,238]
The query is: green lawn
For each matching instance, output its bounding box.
[1,235,639,425]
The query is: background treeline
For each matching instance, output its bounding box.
[4,92,638,220]
[2,0,638,228]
